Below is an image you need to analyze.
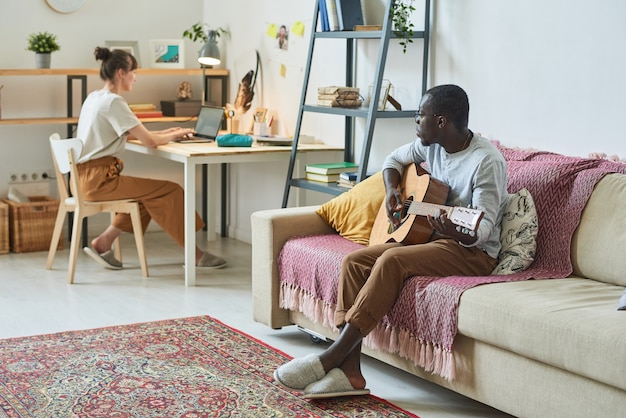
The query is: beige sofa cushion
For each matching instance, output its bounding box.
[458,278,626,391]
[571,173,626,286]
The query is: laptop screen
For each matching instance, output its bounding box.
[193,106,225,140]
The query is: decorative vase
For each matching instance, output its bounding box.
[35,53,51,69]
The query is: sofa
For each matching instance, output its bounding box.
[251,145,626,418]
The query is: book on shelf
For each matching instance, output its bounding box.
[337,178,356,189]
[335,0,364,31]
[134,111,163,118]
[318,0,329,31]
[354,25,382,31]
[306,172,341,183]
[306,161,359,175]
[339,172,358,181]
[129,103,157,111]
[326,0,340,31]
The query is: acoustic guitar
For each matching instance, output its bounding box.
[369,163,485,246]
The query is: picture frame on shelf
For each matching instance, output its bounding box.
[367,79,392,111]
[148,39,184,69]
[104,40,141,67]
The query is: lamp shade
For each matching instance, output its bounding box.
[198,30,221,66]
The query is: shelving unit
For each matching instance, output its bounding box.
[0,68,229,136]
[281,0,430,207]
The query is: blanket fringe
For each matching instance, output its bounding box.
[279,283,456,381]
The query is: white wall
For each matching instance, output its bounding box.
[2,0,625,246]
[431,0,626,159]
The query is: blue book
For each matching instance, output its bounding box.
[318,0,330,31]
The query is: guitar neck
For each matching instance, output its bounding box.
[406,200,451,217]
[406,200,484,232]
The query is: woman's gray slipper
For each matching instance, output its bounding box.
[273,353,326,391]
[303,368,370,399]
[83,246,122,270]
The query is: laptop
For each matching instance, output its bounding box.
[175,105,225,143]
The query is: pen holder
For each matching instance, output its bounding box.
[253,122,271,136]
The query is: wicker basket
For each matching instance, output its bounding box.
[5,196,62,253]
[0,201,8,254]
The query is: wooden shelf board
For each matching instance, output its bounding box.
[0,116,196,126]
[0,68,228,76]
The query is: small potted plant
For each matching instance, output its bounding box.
[26,31,61,69]
[182,22,229,66]
[392,0,416,54]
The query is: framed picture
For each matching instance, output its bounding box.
[104,40,140,67]
[367,79,392,111]
[148,39,184,69]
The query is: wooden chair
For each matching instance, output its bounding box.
[46,133,148,283]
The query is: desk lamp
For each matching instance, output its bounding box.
[198,30,221,105]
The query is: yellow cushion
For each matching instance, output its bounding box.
[315,171,385,245]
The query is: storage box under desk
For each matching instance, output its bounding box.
[4,196,62,253]
[0,201,8,254]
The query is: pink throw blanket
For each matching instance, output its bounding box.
[402,144,626,379]
[279,144,626,381]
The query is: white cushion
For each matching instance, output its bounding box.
[492,188,538,275]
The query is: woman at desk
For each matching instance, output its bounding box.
[76,46,226,270]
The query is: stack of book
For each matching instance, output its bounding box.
[337,172,358,188]
[305,161,359,183]
[129,103,163,118]
[317,86,361,108]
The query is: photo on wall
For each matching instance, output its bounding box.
[149,39,184,68]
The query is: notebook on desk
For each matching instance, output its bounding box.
[175,105,225,143]
[254,136,293,146]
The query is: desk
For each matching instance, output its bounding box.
[125,140,342,286]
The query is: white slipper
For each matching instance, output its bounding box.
[303,368,370,399]
[197,251,227,269]
[273,353,326,391]
[83,246,122,270]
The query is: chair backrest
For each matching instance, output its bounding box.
[49,134,83,175]
[49,134,84,203]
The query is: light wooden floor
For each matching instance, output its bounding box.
[0,231,512,418]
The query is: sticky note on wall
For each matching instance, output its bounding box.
[291,21,305,37]
[266,23,278,38]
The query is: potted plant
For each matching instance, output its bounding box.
[26,31,61,69]
[183,22,228,45]
[392,0,416,54]
[182,23,229,66]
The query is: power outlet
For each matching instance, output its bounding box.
[9,170,54,183]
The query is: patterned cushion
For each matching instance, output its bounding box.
[492,188,539,275]
[315,171,385,245]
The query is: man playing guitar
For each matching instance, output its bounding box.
[274,84,509,399]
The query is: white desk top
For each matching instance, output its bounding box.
[126,140,343,159]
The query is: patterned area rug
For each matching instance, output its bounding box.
[0,316,419,417]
